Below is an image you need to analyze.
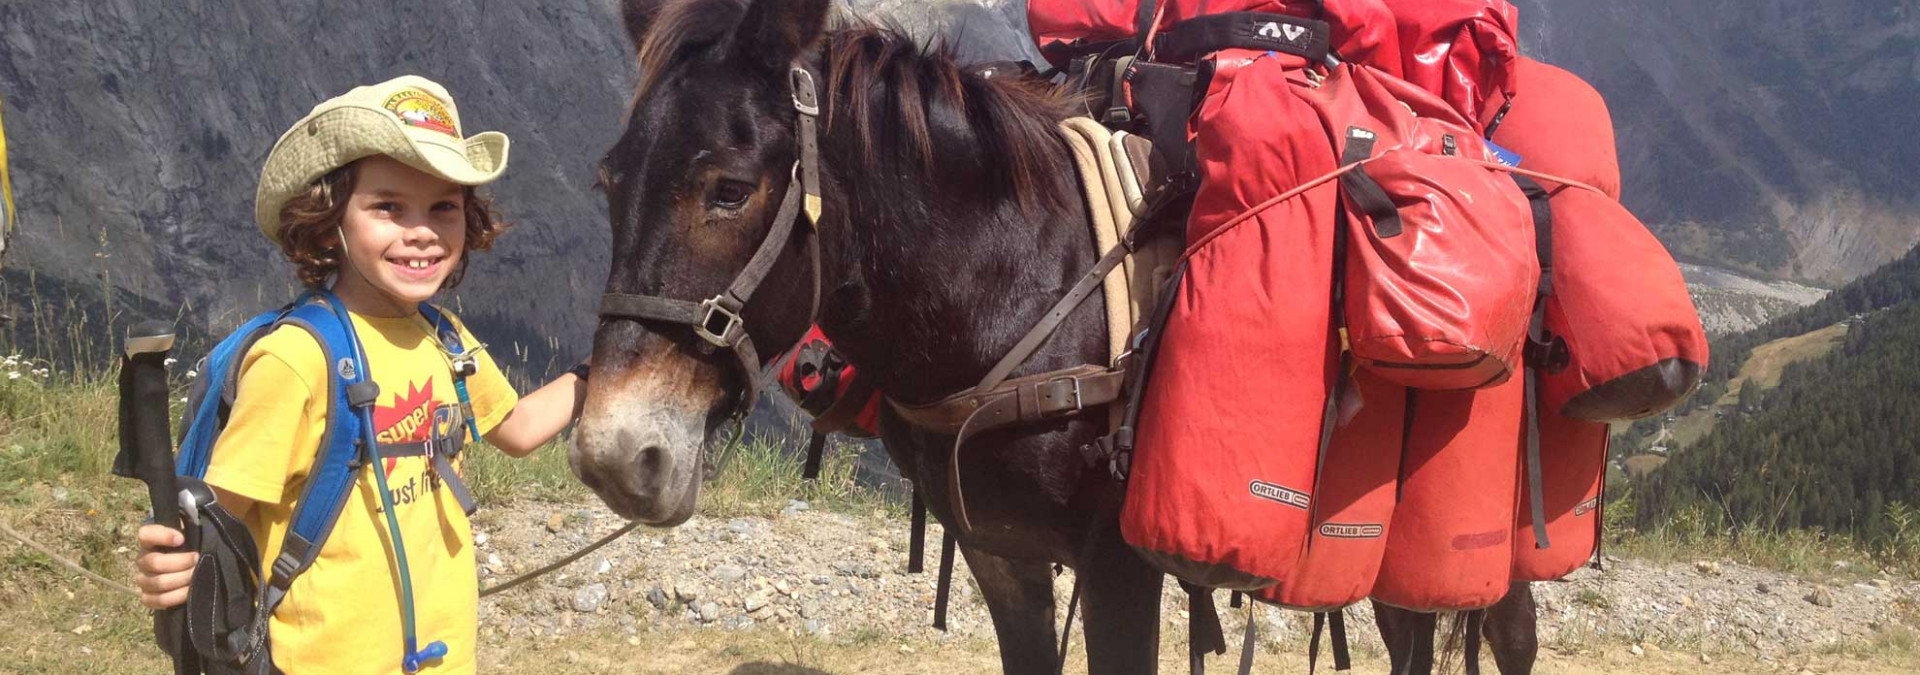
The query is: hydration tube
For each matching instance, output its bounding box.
[320,292,447,673]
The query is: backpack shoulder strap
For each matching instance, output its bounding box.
[258,298,374,600]
[176,305,299,479]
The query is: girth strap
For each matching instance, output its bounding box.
[887,365,1127,533]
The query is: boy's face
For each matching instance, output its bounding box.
[336,155,467,307]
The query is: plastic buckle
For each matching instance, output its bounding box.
[694,297,743,348]
[449,352,479,378]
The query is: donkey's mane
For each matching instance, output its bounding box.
[629,0,1077,210]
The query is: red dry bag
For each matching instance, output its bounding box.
[1538,189,1707,421]
[1257,368,1404,610]
[1379,0,1520,135]
[1487,57,1621,199]
[1371,377,1524,611]
[1511,413,1608,581]
[1122,51,1343,590]
[1301,63,1539,390]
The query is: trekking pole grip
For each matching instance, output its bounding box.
[115,321,180,534]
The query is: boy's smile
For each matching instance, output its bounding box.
[332,155,467,315]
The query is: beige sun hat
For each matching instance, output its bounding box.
[254,74,510,243]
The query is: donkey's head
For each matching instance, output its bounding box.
[572,0,831,525]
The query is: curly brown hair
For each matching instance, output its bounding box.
[276,158,511,289]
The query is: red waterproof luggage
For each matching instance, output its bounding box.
[1537,190,1707,420]
[1487,58,1621,199]
[1484,60,1707,421]
[1257,369,1405,609]
[1511,414,1608,581]
[1379,0,1520,135]
[1371,377,1524,610]
[1122,51,1343,590]
[1299,63,1538,390]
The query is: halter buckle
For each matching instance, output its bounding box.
[694,296,744,348]
[789,67,820,116]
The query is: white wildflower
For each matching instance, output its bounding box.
[32,368,49,378]
[179,396,189,403]
[7,372,19,381]
[164,357,178,367]
[185,369,198,379]
[3,354,18,366]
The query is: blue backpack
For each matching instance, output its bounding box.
[169,290,480,674]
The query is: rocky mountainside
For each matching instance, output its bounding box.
[0,0,1038,366]
[1508,0,1920,283]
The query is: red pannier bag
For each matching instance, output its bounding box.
[1300,63,1539,390]
[1122,51,1344,590]
[1256,368,1404,609]
[1379,0,1520,135]
[1512,414,1608,581]
[1371,377,1524,611]
[1487,57,1621,199]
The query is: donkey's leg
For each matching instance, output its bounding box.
[1075,522,1163,675]
[1373,601,1437,675]
[961,544,1060,675]
[1481,582,1538,675]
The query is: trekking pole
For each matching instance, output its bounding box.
[111,320,191,667]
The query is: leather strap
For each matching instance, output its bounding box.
[931,532,957,631]
[888,366,1126,533]
[977,234,1137,391]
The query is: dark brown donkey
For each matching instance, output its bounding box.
[571,0,1544,673]
[573,0,1162,672]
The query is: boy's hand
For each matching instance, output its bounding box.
[134,524,197,609]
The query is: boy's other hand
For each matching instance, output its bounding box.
[134,524,198,609]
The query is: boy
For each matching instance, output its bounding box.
[133,75,588,674]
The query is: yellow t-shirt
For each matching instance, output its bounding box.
[204,308,518,675]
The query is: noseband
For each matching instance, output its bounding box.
[597,61,826,409]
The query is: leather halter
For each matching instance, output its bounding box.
[597,62,826,409]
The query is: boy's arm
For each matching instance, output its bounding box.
[483,369,587,457]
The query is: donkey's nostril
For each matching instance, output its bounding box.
[635,445,668,483]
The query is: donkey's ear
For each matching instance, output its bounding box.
[731,0,831,70]
[621,0,668,51]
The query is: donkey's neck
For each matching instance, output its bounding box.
[809,58,1099,403]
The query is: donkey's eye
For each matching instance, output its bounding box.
[710,180,755,210]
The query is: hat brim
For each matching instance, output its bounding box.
[255,106,511,243]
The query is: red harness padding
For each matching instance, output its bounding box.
[1511,414,1608,581]
[1378,0,1520,136]
[776,325,880,437]
[1300,63,1538,390]
[1487,58,1621,199]
[1256,368,1405,610]
[1371,377,1523,611]
[1123,51,1343,590]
